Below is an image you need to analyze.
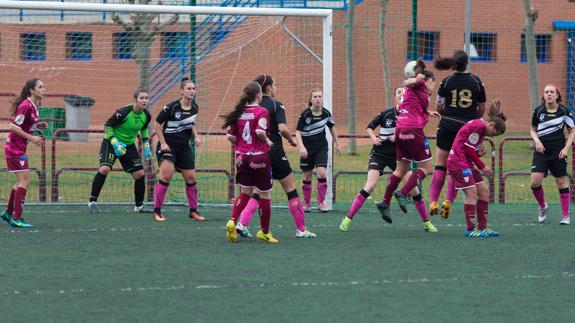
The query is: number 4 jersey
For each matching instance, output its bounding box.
[226,104,270,155]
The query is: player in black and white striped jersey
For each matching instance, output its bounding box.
[295,88,341,212]
[530,84,575,225]
[153,77,205,222]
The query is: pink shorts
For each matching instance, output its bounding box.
[395,128,432,163]
[5,155,30,172]
[449,167,484,190]
[235,153,273,192]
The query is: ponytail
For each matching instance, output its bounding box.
[255,74,274,94]
[434,50,469,72]
[221,81,262,129]
[10,78,40,117]
[486,100,506,135]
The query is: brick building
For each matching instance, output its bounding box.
[0,0,574,134]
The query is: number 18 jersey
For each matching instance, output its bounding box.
[437,72,486,128]
[227,104,270,155]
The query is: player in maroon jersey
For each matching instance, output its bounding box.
[222,81,278,244]
[447,101,506,238]
[2,79,48,228]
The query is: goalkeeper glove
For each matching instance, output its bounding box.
[143,141,151,160]
[110,137,127,157]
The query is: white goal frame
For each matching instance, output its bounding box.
[0,0,334,209]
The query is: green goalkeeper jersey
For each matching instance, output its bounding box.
[103,104,152,144]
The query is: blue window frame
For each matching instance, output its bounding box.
[20,32,46,61]
[161,32,190,59]
[113,32,133,60]
[407,31,439,61]
[470,33,497,62]
[521,34,552,63]
[66,32,92,61]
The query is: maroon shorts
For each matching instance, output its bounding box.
[449,167,484,190]
[395,128,432,163]
[5,155,30,172]
[235,153,273,192]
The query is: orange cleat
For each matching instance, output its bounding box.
[154,212,166,222]
[189,211,206,221]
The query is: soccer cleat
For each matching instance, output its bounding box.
[189,211,206,221]
[236,222,253,238]
[9,218,34,228]
[296,230,317,238]
[339,216,352,232]
[134,205,153,213]
[303,205,312,213]
[429,201,439,216]
[481,228,500,237]
[318,203,329,213]
[154,212,166,222]
[88,201,101,214]
[376,201,392,223]
[464,229,488,238]
[393,190,408,213]
[226,220,237,242]
[538,205,549,223]
[440,200,452,219]
[1,210,12,223]
[560,216,571,225]
[423,220,438,232]
[256,230,279,244]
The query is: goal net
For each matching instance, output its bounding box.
[0,1,333,207]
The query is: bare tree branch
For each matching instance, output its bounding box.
[111,12,128,29]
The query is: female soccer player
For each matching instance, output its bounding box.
[223,81,278,243]
[447,101,506,237]
[1,78,48,228]
[230,75,315,239]
[153,77,205,222]
[296,88,342,212]
[88,88,152,214]
[339,87,436,232]
[428,50,487,218]
[530,85,575,225]
[377,60,439,223]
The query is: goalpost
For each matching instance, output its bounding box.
[0,1,334,209]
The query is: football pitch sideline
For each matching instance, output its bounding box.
[1,203,574,322]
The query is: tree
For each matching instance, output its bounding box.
[379,0,392,109]
[523,0,539,111]
[346,0,357,155]
[112,0,179,90]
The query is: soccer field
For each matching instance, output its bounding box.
[1,203,574,322]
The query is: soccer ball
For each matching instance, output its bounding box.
[404,60,417,78]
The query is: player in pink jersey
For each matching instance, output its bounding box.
[222,81,278,244]
[447,101,506,238]
[2,78,48,228]
[377,60,439,227]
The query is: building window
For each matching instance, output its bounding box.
[469,33,497,62]
[407,31,439,61]
[112,32,133,60]
[20,32,46,61]
[161,32,189,59]
[66,32,92,61]
[521,34,552,63]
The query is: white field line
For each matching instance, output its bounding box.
[2,272,574,296]
[0,221,549,234]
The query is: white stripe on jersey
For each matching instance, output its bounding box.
[537,116,570,137]
[300,118,330,136]
[165,115,196,133]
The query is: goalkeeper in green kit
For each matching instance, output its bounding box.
[88,88,153,213]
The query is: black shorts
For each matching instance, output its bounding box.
[99,140,143,173]
[300,145,328,172]
[269,148,293,180]
[367,151,396,175]
[436,125,460,151]
[531,152,568,177]
[156,141,195,171]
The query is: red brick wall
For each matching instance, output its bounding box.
[0,0,574,134]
